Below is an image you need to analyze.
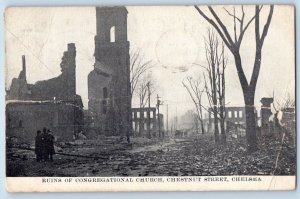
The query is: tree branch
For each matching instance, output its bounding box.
[237,5,263,48]
[194,5,233,50]
[208,6,235,47]
[249,5,274,89]
[223,6,242,22]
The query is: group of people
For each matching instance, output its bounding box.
[35,127,55,162]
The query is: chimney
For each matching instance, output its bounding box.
[18,55,26,81]
[68,43,76,54]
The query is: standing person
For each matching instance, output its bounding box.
[46,129,55,162]
[41,127,48,161]
[35,130,42,162]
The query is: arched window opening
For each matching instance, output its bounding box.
[110,26,115,42]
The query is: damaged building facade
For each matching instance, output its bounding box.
[131,107,164,138]
[207,106,250,135]
[6,43,84,141]
[88,7,132,136]
[131,107,165,138]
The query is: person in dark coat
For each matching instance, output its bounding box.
[46,129,55,162]
[35,130,42,162]
[41,127,48,161]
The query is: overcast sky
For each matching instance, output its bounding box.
[5,6,295,119]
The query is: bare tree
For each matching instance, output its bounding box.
[198,29,227,144]
[137,80,148,109]
[182,77,205,135]
[135,73,156,137]
[274,93,295,111]
[194,5,274,151]
[130,49,153,99]
[130,49,154,138]
[216,40,227,143]
[192,111,199,134]
[204,30,219,143]
[136,73,156,108]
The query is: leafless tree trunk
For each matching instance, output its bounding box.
[136,74,156,137]
[204,30,219,144]
[194,5,274,152]
[182,77,205,134]
[189,30,227,144]
[216,43,227,144]
[130,49,153,100]
[137,74,156,108]
[130,49,154,137]
[192,113,199,134]
[199,29,227,144]
[137,80,147,137]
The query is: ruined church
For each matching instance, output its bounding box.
[88,7,132,136]
[6,43,84,141]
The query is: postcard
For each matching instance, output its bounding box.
[5,5,295,192]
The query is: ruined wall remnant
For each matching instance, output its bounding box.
[260,97,274,133]
[88,7,131,136]
[7,43,77,101]
[132,107,157,138]
[207,106,249,135]
[6,55,30,100]
[30,43,77,101]
[6,99,83,141]
[6,43,83,141]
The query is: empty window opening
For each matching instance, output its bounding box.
[239,111,243,118]
[110,26,115,42]
[150,123,153,129]
[150,111,153,118]
[228,111,232,118]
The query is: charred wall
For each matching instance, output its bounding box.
[6,43,83,142]
[88,7,131,137]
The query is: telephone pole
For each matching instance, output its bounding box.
[156,94,163,138]
[166,104,169,135]
[147,81,151,138]
[175,106,178,131]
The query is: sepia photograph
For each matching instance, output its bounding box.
[4,5,296,191]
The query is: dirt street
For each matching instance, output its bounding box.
[6,135,296,177]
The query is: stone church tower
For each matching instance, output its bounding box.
[88,7,131,137]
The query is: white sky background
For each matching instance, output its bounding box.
[5,6,295,120]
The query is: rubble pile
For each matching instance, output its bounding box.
[6,133,295,177]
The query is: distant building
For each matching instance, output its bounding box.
[224,107,247,126]
[132,107,156,138]
[207,106,256,135]
[177,110,200,135]
[6,43,84,141]
[88,7,131,136]
[131,107,164,138]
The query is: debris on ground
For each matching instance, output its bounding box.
[6,134,296,177]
